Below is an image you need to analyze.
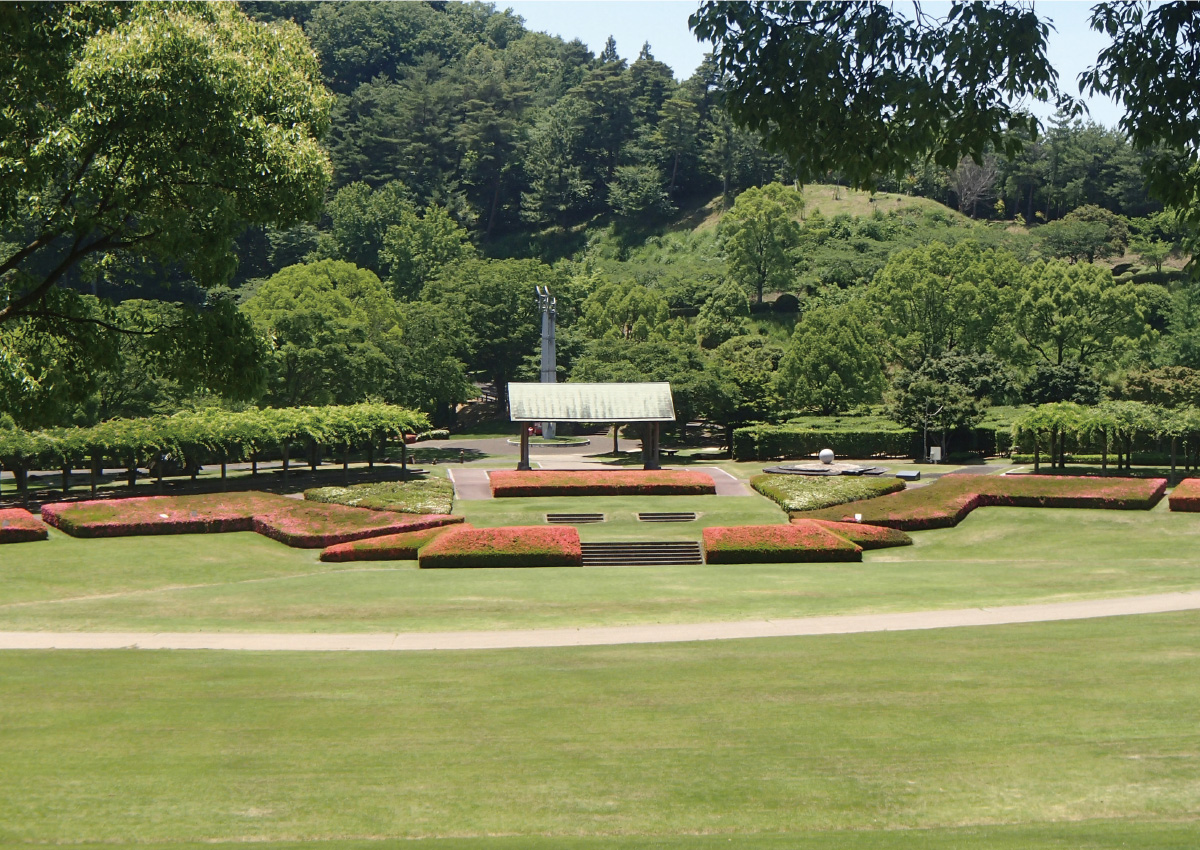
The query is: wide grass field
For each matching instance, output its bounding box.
[2,612,1198,847]
[2,503,1200,633]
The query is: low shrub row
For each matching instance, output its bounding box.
[703,521,863,563]
[751,474,905,512]
[1168,478,1200,512]
[808,519,914,550]
[418,526,583,569]
[40,493,463,549]
[489,470,716,497]
[733,425,916,462]
[795,474,1167,530]
[0,508,49,543]
[304,478,455,515]
[320,525,463,562]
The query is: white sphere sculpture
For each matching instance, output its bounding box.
[818,448,835,465]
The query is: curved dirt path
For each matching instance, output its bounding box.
[1,590,1198,651]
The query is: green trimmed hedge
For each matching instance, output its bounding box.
[733,425,916,461]
[751,474,905,512]
[305,479,454,515]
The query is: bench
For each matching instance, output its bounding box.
[895,470,921,481]
[660,449,680,459]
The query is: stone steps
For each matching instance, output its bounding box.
[581,541,704,567]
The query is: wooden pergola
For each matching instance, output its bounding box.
[507,382,677,470]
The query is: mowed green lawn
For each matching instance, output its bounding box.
[2,504,1200,632]
[459,493,789,541]
[2,613,1198,847]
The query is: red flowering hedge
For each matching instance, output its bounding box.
[0,508,49,543]
[703,521,863,564]
[40,493,462,549]
[808,519,913,550]
[1168,478,1200,512]
[320,525,466,562]
[489,470,716,497]
[418,525,583,569]
[796,475,1167,531]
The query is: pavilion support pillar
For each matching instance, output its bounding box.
[644,422,661,470]
[518,426,531,470]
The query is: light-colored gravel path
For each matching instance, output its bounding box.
[705,467,753,496]
[2,591,1197,652]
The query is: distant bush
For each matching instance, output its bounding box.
[0,508,49,544]
[703,521,862,563]
[1168,478,1200,512]
[418,526,583,568]
[320,525,463,562]
[751,474,904,512]
[41,493,461,548]
[489,470,715,497]
[807,519,913,550]
[796,475,1166,530]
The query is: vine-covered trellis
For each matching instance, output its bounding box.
[0,403,428,500]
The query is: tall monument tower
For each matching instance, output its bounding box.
[536,285,556,439]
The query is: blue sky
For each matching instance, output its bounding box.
[502,1,1126,128]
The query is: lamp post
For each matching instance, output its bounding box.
[536,285,556,439]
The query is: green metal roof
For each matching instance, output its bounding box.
[507,382,676,422]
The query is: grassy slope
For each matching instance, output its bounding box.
[2,613,1198,846]
[3,506,1200,632]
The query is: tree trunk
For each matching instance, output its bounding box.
[308,439,318,472]
[613,425,619,455]
[1171,436,1178,484]
[126,458,137,489]
[220,454,227,491]
[62,465,71,495]
[342,444,350,484]
[15,466,28,505]
[281,442,289,479]
[1033,438,1040,473]
[91,452,101,496]
[367,442,374,470]
[1101,430,1108,476]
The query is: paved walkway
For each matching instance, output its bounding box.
[446,468,493,500]
[706,467,753,496]
[2,591,1197,652]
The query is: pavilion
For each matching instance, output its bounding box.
[507,382,676,470]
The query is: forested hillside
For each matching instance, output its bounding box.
[3,1,1198,456]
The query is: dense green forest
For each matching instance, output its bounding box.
[3,1,1199,454]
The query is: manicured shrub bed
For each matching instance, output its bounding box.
[703,521,862,564]
[418,526,583,568]
[808,519,914,550]
[253,503,461,549]
[795,475,1167,530]
[40,493,462,548]
[320,525,465,562]
[751,474,905,512]
[1168,478,1200,512]
[489,470,716,497]
[0,508,49,543]
[305,478,454,515]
